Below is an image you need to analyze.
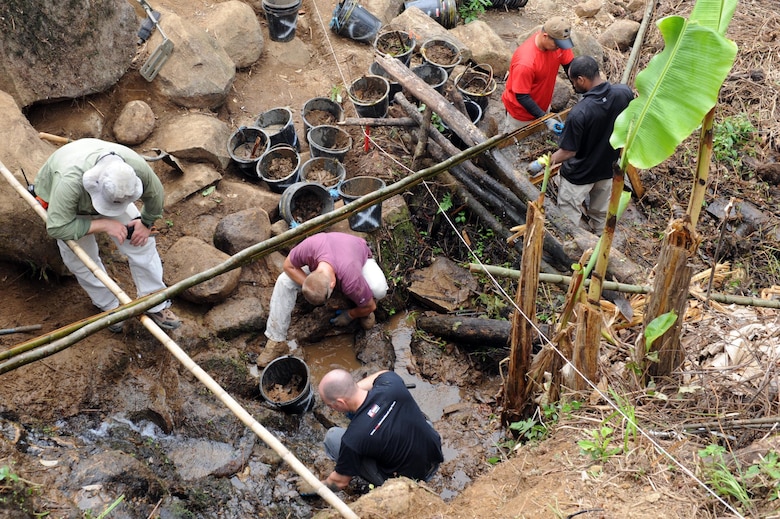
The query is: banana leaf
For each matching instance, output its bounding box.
[690,0,737,35]
[610,15,738,169]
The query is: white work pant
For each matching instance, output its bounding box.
[57,204,170,314]
[557,177,612,234]
[265,259,388,342]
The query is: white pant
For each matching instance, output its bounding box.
[265,258,388,342]
[57,204,170,314]
[557,177,612,234]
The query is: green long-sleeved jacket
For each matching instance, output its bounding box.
[34,139,164,241]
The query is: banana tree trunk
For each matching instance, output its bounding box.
[688,107,716,226]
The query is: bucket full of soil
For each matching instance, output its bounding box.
[420,37,462,76]
[307,125,352,162]
[255,107,299,150]
[403,0,459,29]
[373,29,416,67]
[330,0,382,44]
[337,175,386,232]
[262,0,303,42]
[279,182,335,227]
[227,126,270,179]
[348,75,390,119]
[301,97,345,137]
[412,63,448,94]
[257,145,301,193]
[260,355,315,414]
[454,64,496,111]
[300,156,347,193]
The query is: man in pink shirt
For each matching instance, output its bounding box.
[501,16,575,134]
[258,232,388,367]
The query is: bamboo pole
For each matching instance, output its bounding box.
[468,263,780,309]
[0,161,359,519]
[0,325,42,336]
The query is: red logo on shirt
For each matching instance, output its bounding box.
[367,404,380,418]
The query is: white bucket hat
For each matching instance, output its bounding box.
[82,154,143,217]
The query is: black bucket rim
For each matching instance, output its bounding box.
[259,355,315,412]
[300,156,347,188]
[348,75,390,108]
[420,37,463,69]
[337,175,386,198]
[257,145,301,189]
[412,63,448,91]
[307,124,353,153]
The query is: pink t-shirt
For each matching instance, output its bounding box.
[502,33,574,122]
[288,232,373,307]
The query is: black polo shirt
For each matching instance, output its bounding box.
[558,81,634,185]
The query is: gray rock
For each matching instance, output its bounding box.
[154,113,232,169]
[0,91,65,273]
[551,76,574,113]
[363,0,405,24]
[163,236,242,303]
[572,32,605,63]
[216,180,282,220]
[213,207,272,255]
[450,20,511,77]
[197,1,264,69]
[162,162,223,209]
[598,19,641,52]
[146,8,236,109]
[575,0,603,18]
[0,0,137,108]
[204,295,266,338]
[113,100,156,145]
[408,256,478,312]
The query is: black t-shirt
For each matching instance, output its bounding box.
[559,81,634,185]
[335,372,444,481]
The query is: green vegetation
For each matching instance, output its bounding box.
[457,0,492,23]
[578,426,622,462]
[712,114,758,170]
[0,464,41,516]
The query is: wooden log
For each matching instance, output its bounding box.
[340,117,416,127]
[375,54,646,284]
[416,314,552,348]
[412,105,432,170]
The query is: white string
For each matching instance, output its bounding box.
[305,7,744,517]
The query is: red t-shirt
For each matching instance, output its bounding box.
[501,33,574,122]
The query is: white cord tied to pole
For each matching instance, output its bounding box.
[0,160,359,519]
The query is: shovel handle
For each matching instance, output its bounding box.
[39,132,71,145]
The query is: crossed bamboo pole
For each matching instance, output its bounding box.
[0,161,359,519]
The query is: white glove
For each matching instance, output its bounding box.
[545,118,564,135]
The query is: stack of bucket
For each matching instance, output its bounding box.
[262,0,303,42]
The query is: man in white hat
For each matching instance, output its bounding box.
[501,16,575,134]
[34,138,180,332]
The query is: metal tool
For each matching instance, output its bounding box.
[136,0,174,81]
[140,148,185,174]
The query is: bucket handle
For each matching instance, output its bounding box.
[458,63,495,94]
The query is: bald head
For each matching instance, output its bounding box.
[318,369,357,404]
[302,269,331,305]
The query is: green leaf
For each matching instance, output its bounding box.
[689,0,737,35]
[610,16,738,169]
[644,311,678,351]
[201,186,216,196]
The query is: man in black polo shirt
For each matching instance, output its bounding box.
[300,369,443,494]
[538,55,634,233]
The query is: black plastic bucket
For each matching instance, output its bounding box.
[443,99,483,149]
[257,145,301,193]
[227,126,270,179]
[348,75,390,118]
[300,156,347,193]
[420,37,462,77]
[255,107,299,150]
[307,125,352,162]
[330,0,382,44]
[368,62,402,102]
[260,355,315,414]
[374,30,416,67]
[279,182,335,227]
[262,0,303,42]
[403,0,459,29]
[337,176,386,232]
[454,65,497,111]
[412,63,448,94]
[301,97,345,137]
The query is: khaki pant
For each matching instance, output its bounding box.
[557,177,612,234]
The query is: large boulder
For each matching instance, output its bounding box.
[0,91,64,273]
[146,8,236,109]
[195,1,265,69]
[163,236,242,303]
[450,20,511,77]
[0,0,137,108]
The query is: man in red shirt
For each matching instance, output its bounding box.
[501,16,575,134]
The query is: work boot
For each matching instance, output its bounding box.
[108,321,124,333]
[359,312,376,330]
[146,308,182,330]
[257,339,289,368]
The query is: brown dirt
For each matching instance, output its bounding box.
[302,166,342,187]
[305,109,340,127]
[291,191,326,223]
[265,155,297,179]
[422,41,459,66]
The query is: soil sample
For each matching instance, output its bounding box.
[234,136,265,159]
[376,32,413,57]
[265,374,303,402]
[425,43,458,66]
[306,109,338,127]
[304,166,340,187]
[291,191,325,223]
[352,82,385,103]
[266,156,295,179]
